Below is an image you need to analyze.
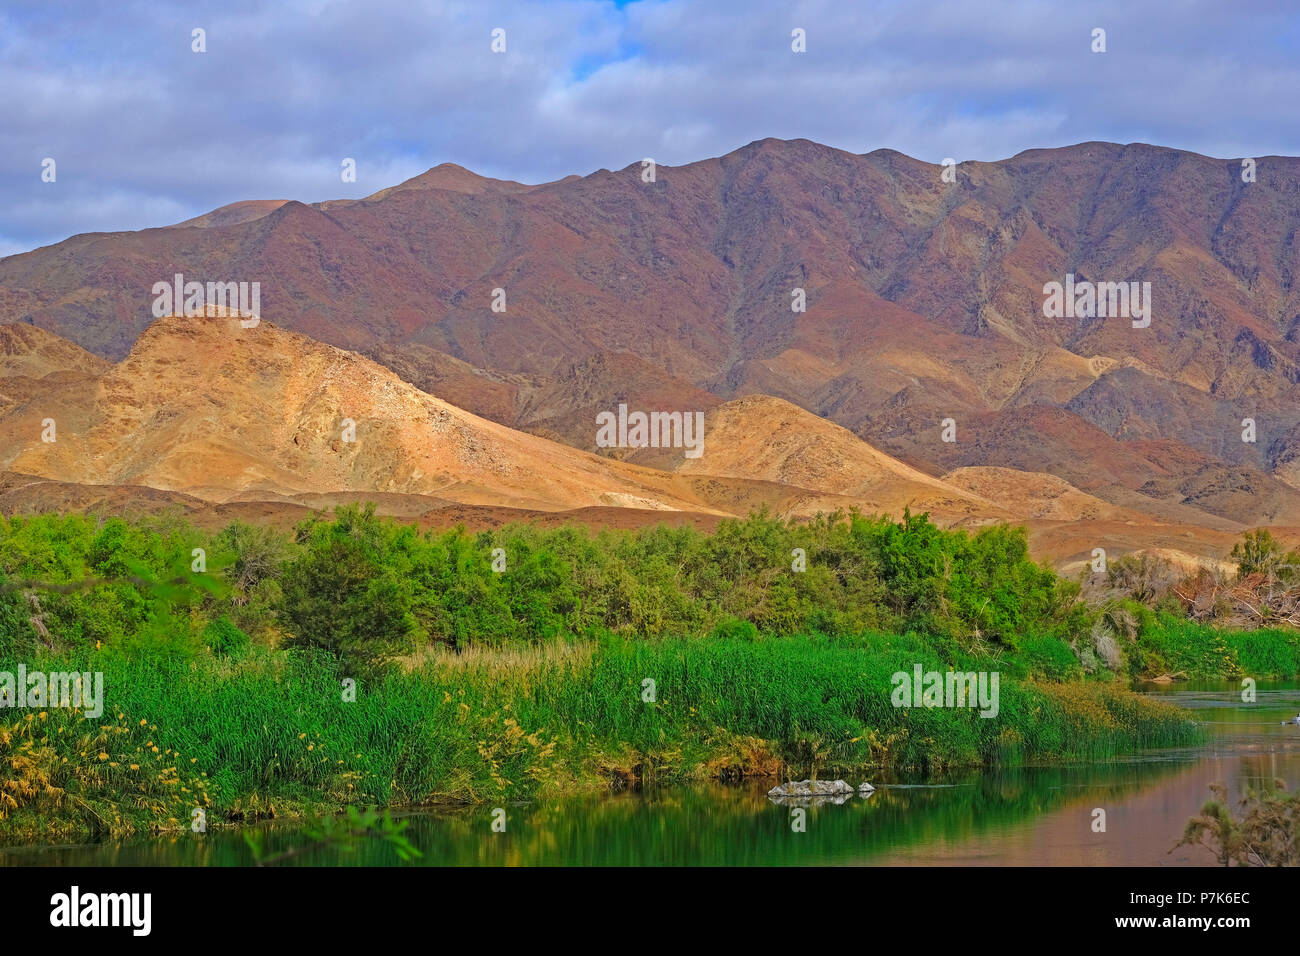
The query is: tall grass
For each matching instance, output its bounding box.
[1133,612,1300,679]
[0,634,1200,841]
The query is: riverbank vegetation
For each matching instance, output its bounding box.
[1,636,1199,842]
[4,507,1297,680]
[1,506,1292,840]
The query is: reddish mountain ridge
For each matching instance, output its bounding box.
[3,138,1299,530]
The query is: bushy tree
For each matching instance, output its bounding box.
[210,521,290,636]
[1231,528,1285,579]
[279,505,418,671]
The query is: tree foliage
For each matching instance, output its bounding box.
[3,508,1295,679]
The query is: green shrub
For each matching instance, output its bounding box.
[279,505,419,672]
[1019,634,1083,681]
[708,617,759,642]
[203,617,250,657]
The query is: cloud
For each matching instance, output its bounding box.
[3,0,1299,254]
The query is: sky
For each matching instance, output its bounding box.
[3,0,1300,257]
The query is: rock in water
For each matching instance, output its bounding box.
[859,782,875,792]
[767,779,854,797]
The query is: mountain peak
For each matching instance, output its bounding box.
[169,199,291,229]
[365,163,537,199]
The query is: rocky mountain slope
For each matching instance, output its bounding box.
[0,317,1014,525]
[4,137,1300,557]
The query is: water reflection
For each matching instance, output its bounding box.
[4,682,1297,867]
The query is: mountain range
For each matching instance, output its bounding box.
[2,137,1298,569]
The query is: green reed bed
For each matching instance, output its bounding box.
[1133,613,1300,680]
[0,634,1200,842]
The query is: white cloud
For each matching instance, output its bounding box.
[2,0,1299,252]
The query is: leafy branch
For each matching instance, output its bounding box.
[1175,781,1300,866]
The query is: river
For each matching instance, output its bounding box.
[4,681,1298,866]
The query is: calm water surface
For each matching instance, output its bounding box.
[5,681,1298,866]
